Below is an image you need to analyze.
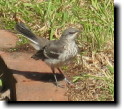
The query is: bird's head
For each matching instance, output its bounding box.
[61,28,80,41]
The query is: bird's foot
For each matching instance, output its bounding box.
[54,82,65,88]
[64,78,75,88]
[53,74,65,88]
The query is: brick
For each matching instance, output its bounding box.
[0,30,18,49]
[1,52,68,101]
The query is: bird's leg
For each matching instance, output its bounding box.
[57,67,63,74]
[51,67,57,85]
[57,68,75,87]
[51,67,64,88]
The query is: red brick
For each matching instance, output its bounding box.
[1,52,68,101]
[0,30,18,49]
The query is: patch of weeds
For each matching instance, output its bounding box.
[61,66,69,70]
[73,73,109,82]
[16,35,30,46]
[0,79,2,87]
[72,73,114,101]
[0,74,3,92]
[107,65,114,74]
[0,0,113,51]
[99,95,108,101]
[8,48,18,52]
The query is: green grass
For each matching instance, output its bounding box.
[0,79,2,87]
[0,79,3,92]
[0,0,114,101]
[0,0,114,50]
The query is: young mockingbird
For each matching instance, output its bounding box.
[15,22,80,86]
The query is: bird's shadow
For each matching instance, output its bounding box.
[11,69,65,83]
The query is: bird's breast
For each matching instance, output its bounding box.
[60,42,78,61]
[45,41,78,67]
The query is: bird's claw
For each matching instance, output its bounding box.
[64,78,75,88]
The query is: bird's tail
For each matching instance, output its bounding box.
[15,21,40,45]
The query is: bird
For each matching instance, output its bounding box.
[15,21,80,87]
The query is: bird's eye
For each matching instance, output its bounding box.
[69,32,75,34]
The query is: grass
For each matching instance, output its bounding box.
[0,79,2,87]
[66,48,114,101]
[0,0,114,101]
[0,0,114,49]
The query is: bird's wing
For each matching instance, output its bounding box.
[43,40,65,59]
[31,40,65,60]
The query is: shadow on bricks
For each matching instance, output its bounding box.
[11,69,65,82]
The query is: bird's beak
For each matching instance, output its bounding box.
[74,30,80,35]
[75,30,80,35]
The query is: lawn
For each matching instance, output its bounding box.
[0,0,114,101]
